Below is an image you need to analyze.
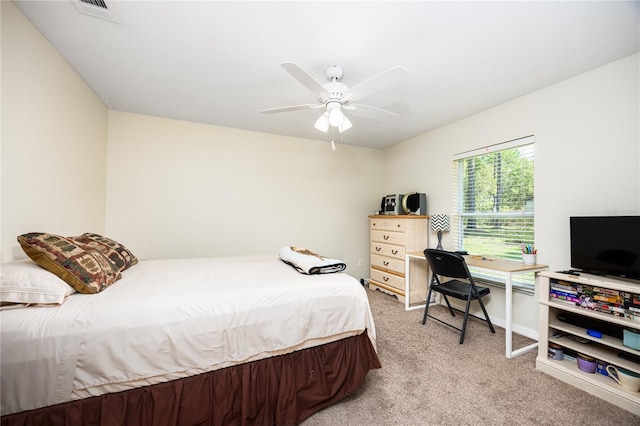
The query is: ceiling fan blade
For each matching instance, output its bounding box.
[281,62,328,100]
[261,104,323,114]
[346,66,408,102]
[345,103,400,120]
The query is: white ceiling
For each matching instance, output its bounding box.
[13,1,640,150]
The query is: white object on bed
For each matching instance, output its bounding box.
[0,255,376,416]
[1,259,76,307]
[279,246,347,274]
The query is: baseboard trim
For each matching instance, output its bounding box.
[490,317,539,341]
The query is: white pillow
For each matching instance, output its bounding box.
[1,259,76,307]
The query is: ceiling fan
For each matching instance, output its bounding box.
[261,62,408,134]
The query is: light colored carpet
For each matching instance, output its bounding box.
[301,287,640,425]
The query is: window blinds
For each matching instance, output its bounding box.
[452,136,535,261]
[452,136,536,292]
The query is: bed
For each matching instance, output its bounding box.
[1,244,380,425]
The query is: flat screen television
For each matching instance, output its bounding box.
[570,216,640,281]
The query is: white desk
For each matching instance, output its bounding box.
[406,251,548,358]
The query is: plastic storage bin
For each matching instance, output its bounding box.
[623,329,640,350]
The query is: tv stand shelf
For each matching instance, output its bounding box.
[537,271,640,414]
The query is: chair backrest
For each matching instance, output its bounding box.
[423,249,472,280]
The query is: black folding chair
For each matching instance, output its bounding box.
[421,249,495,344]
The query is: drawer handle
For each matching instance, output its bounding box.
[392,249,399,255]
[383,261,389,266]
[375,246,381,252]
[383,276,389,282]
[383,235,389,240]
[397,224,401,228]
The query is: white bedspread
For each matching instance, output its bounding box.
[0,255,376,416]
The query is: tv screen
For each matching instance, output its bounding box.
[570,216,640,281]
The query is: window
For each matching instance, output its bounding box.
[452,136,535,293]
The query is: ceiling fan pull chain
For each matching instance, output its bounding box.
[331,127,336,151]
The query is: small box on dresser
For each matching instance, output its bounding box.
[368,215,429,309]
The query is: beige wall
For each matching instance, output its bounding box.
[105,111,384,277]
[1,1,108,261]
[383,53,640,337]
[1,1,384,277]
[3,2,639,336]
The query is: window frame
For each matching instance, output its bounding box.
[452,135,536,294]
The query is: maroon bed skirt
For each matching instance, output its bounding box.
[2,332,380,426]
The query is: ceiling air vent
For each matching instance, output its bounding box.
[74,0,119,23]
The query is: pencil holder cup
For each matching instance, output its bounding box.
[523,254,536,265]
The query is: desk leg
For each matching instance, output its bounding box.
[405,254,410,311]
[404,255,427,311]
[505,273,538,358]
[505,274,513,358]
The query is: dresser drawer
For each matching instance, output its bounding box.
[371,229,406,246]
[370,268,405,291]
[370,217,405,232]
[371,242,405,260]
[371,253,404,274]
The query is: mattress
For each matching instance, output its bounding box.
[0,255,376,416]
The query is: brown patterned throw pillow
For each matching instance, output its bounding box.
[70,233,138,272]
[17,233,121,294]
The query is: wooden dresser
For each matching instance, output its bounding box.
[368,215,429,309]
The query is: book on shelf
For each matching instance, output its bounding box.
[625,293,640,305]
[626,304,640,313]
[626,312,640,321]
[594,294,624,304]
[593,300,625,311]
[592,286,623,297]
[550,288,578,297]
[594,306,625,317]
[549,277,640,322]
[549,292,580,304]
[550,297,579,306]
[551,280,577,292]
[551,286,578,295]
[576,286,595,297]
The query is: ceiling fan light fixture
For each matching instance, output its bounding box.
[327,102,344,127]
[262,62,408,139]
[314,113,329,132]
[329,108,343,127]
[338,116,352,133]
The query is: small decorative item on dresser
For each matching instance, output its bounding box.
[430,214,450,250]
